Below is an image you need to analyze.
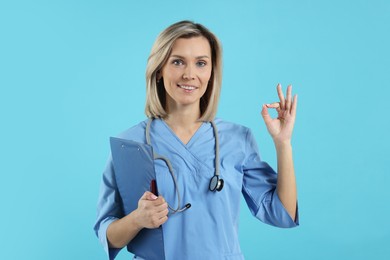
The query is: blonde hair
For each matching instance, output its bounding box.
[145,20,222,121]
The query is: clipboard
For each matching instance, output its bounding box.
[110,137,165,260]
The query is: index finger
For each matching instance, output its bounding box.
[152,196,167,206]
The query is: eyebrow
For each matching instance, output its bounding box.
[170,54,210,59]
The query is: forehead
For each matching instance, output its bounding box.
[170,36,211,57]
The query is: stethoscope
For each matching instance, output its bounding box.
[145,118,224,213]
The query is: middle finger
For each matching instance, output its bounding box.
[277,83,285,109]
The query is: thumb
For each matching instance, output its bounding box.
[141,191,158,201]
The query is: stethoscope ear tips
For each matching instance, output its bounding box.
[209,175,224,192]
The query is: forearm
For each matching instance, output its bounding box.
[275,140,297,220]
[107,210,142,248]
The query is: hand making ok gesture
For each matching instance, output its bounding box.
[261,84,298,144]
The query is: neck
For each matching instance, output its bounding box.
[165,109,201,129]
[164,104,203,144]
[165,100,201,128]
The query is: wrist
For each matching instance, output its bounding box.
[127,210,143,231]
[273,139,292,150]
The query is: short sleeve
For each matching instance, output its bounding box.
[241,129,299,228]
[93,155,125,259]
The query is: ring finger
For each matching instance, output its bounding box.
[285,85,292,111]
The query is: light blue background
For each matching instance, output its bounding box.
[1,0,389,259]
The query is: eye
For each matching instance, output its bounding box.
[196,60,207,67]
[172,59,184,66]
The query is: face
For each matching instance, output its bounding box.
[160,36,212,112]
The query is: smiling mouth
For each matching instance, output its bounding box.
[177,84,198,91]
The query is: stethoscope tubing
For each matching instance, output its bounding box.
[145,118,220,213]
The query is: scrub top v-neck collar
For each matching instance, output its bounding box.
[159,118,208,148]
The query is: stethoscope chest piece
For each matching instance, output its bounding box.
[209,175,224,192]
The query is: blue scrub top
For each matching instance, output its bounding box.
[94,118,299,260]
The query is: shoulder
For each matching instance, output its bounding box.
[115,119,148,143]
[213,118,258,156]
[214,118,250,138]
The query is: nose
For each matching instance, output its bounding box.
[182,64,195,80]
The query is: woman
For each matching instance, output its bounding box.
[94,20,299,260]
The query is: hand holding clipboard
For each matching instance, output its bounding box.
[110,137,166,260]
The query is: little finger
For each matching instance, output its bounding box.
[291,94,298,117]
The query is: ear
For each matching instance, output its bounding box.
[156,70,162,81]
